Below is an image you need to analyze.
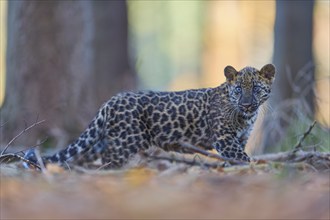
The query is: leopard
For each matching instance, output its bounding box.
[23,64,275,169]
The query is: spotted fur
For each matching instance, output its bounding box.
[24,64,275,169]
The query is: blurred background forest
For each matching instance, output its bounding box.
[0,0,329,155]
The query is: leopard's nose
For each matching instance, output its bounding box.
[240,95,253,108]
[239,102,252,112]
[240,101,252,109]
[241,102,251,107]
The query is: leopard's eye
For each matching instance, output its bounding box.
[235,86,242,93]
[253,86,261,93]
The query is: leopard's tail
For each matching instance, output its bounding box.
[23,104,109,169]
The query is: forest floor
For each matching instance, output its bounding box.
[1,149,330,220]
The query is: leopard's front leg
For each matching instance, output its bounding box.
[238,131,249,151]
[211,128,250,162]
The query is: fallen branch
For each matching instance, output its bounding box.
[253,150,330,172]
[269,161,320,172]
[178,142,248,165]
[145,153,225,169]
[146,151,330,172]
[253,151,330,162]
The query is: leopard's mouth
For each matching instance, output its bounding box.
[238,105,258,114]
[238,104,259,118]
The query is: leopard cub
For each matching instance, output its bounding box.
[24,64,275,169]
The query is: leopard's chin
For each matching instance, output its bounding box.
[239,109,257,119]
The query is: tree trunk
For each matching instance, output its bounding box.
[1,0,135,149]
[91,1,135,105]
[261,0,315,152]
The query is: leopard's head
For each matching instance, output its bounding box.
[224,64,275,117]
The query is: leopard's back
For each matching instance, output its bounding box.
[105,89,214,152]
[39,88,214,168]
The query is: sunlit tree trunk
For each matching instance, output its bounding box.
[261,0,315,152]
[1,1,135,149]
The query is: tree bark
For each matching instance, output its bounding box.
[1,0,135,149]
[261,0,315,152]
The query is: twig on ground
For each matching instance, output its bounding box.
[9,137,49,156]
[0,153,41,170]
[1,117,46,156]
[63,161,72,172]
[34,147,47,173]
[33,147,56,181]
[72,165,126,174]
[292,120,317,153]
[97,161,113,171]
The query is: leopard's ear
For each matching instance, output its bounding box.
[260,64,275,81]
[224,65,237,82]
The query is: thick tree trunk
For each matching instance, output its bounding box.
[261,0,315,152]
[91,1,135,105]
[1,1,135,149]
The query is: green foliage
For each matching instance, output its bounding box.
[274,119,329,153]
